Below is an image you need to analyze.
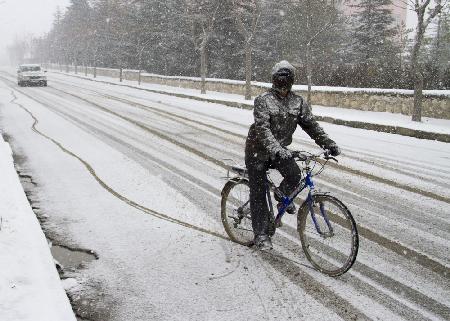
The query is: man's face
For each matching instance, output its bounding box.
[279,88,289,96]
[272,68,294,94]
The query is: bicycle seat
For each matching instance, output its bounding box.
[231,166,248,177]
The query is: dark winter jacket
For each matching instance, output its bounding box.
[245,88,335,162]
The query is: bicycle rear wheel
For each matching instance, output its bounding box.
[221,178,254,246]
[298,194,358,276]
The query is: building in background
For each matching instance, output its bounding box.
[337,0,408,27]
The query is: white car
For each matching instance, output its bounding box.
[17,64,47,87]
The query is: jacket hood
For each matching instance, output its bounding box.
[271,60,296,77]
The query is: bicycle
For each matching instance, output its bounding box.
[221,150,359,277]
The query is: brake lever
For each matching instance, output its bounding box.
[324,156,338,163]
[292,151,307,161]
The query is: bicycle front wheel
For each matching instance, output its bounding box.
[298,194,358,277]
[221,178,254,246]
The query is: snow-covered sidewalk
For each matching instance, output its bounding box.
[49,71,450,141]
[0,134,75,321]
[311,105,450,135]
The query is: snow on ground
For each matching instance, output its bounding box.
[0,70,449,321]
[48,70,450,135]
[0,89,75,321]
[313,105,450,134]
[0,78,352,321]
[45,72,450,199]
[40,72,450,266]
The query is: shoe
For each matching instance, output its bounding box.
[254,234,273,250]
[278,202,296,214]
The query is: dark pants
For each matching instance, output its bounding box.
[245,155,302,237]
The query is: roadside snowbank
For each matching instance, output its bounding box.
[313,105,450,135]
[0,133,75,321]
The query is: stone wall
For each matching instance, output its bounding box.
[46,64,450,119]
[306,91,449,119]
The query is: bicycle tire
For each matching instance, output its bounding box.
[221,178,254,246]
[298,194,358,277]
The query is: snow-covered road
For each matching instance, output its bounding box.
[0,70,449,321]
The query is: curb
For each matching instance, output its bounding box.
[51,71,450,143]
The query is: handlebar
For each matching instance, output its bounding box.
[292,150,338,163]
[323,150,339,163]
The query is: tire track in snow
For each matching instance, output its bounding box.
[28,82,450,319]
[4,75,450,318]
[6,89,228,239]
[38,80,450,278]
[7,72,447,281]
[8,86,449,321]
[278,225,450,320]
[5,88,375,321]
[6,71,450,192]
[4,73,449,276]
[49,75,450,202]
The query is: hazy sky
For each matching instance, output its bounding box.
[0,0,432,66]
[0,0,70,64]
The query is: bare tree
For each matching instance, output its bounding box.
[403,0,446,121]
[302,0,340,105]
[185,0,221,94]
[231,0,262,100]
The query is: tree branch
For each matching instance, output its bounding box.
[423,0,443,29]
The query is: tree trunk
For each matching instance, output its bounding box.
[411,11,425,122]
[119,67,123,82]
[138,50,142,85]
[434,12,443,87]
[306,42,312,106]
[93,52,97,78]
[412,71,423,121]
[306,1,312,106]
[411,72,423,121]
[200,45,207,94]
[244,44,252,100]
[75,60,78,74]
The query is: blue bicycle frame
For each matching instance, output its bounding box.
[269,171,334,237]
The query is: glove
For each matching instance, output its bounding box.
[277,148,293,160]
[328,144,341,156]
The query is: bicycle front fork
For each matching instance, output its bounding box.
[307,192,334,238]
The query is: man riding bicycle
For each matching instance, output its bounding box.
[245,60,341,250]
